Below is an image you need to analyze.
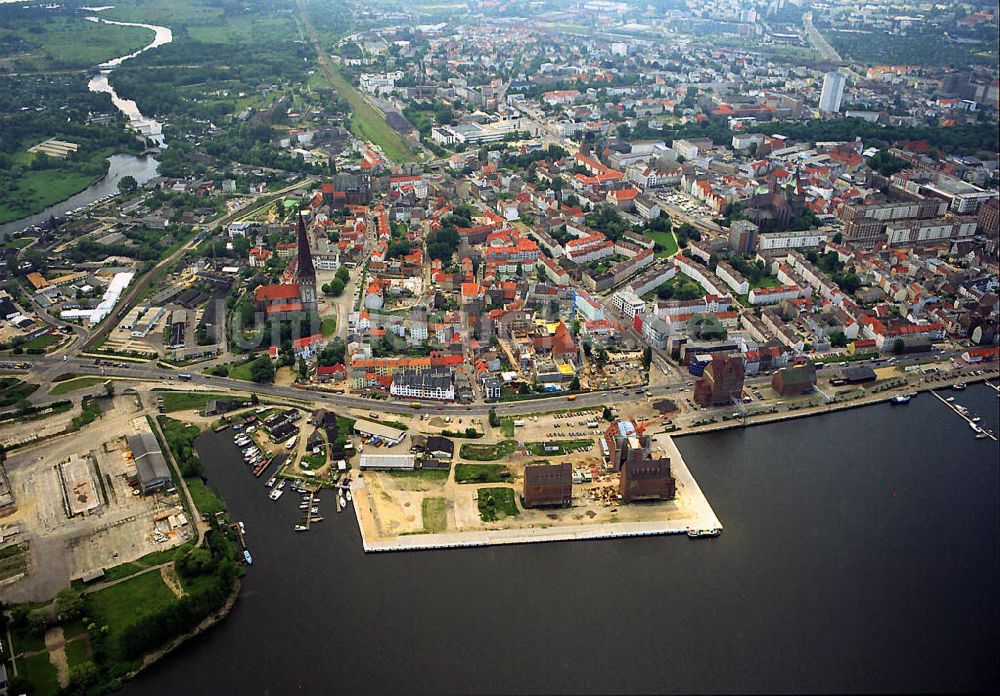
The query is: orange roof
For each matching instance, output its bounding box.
[255,284,301,302]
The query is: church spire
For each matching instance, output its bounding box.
[295,212,315,281]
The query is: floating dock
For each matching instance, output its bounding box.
[929,390,997,441]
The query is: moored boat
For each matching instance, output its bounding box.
[890,395,911,405]
[269,488,283,501]
[243,550,253,565]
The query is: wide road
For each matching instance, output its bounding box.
[24,355,641,417]
[803,12,842,63]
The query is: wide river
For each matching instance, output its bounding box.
[126,386,999,695]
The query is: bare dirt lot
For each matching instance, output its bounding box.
[0,395,192,602]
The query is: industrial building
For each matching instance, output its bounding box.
[126,431,173,494]
[522,463,573,508]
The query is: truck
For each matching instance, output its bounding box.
[178,373,192,382]
[513,420,525,427]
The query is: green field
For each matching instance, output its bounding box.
[525,438,593,457]
[70,396,102,431]
[0,15,153,71]
[18,652,59,696]
[105,0,295,45]
[458,439,521,461]
[421,497,447,533]
[185,477,226,515]
[477,487,519,522]
[156,390,230,413]
[455,463,511,484]
[88,571,178,647]
[49,376,107,396]
[64,637,91,668]
[316,60,415,163]
[0,168,102,225]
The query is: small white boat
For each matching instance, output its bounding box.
[975,432,988,440]
[269,488,283,501]
[265,477,276,488]
[278,479,287,490]
[294,525,308,532]
[971,416,981,423]
[946,396,955,402]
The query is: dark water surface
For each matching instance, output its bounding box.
[127,386,1000,695]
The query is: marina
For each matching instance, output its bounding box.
[929,389,998,441]
[124,390,998,696]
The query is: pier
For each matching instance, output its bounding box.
[350,435,722,553]
[928,390,997,441]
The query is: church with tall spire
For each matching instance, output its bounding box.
[293,212,317,313]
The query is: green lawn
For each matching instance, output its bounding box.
[185,477,226,515]
[101,545,190,583]
[64,637,91,668]
[320,316,337,336]
[498,417,516,437]
[646,230,678,258]
[157,391,229,413]
[459,439,520,461]
[455,463,511,484]
[20,333,62,352]
[18,651,59,696]
[525,438,593,457]
[749,275,781,290]
[384,469,449,482]
[0,377,38,407]
[10,622,47,655]
[300,453,326,470]
[49,377,107,396]
[88,571,178,648]
[477,487,519,522]
[421,497,447,533]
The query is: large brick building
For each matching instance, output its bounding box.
[620,458,676,503]
[693,354,745,407]
[602,420,676,504]
[522,463,573,508]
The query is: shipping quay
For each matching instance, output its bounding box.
[350,435,721,553]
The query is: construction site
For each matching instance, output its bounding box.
[351,404,722,552]
[0,394,192,602]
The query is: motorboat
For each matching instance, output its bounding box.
[243,550,253,565]
[294,525,308,531]
[269,488,283,501]
[890,395,911,405]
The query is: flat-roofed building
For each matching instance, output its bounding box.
[353,420,406,446]
[359,454,415,471]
